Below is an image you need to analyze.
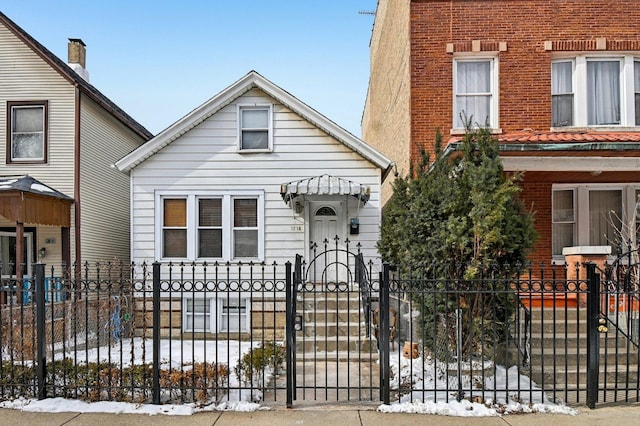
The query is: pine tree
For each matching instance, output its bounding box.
[378,126,537,358]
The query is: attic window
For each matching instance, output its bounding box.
[238,105,272,151]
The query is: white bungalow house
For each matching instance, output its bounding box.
[116,71,392,269]
[116,71,391,338]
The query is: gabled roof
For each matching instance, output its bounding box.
[0,12,153,141]
[115,71,393,176]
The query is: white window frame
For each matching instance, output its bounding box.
[237,104,273,152]
[182,296,250,333]
[156,191,264,261]
[217,297,250,333]
[552,54,639,129]
[551,60,575,127]
[183,297,212,333]
[634,61,640,126]
[551,188,576,255]
[452,55,499,131]
[197,197,223,259]
[552,184,639,260]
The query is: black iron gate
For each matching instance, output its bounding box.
[284,245,640,409]
[597,247,640,406]
[285,239,381,407]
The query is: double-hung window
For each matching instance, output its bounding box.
[162,198,187,258]
[587,60,620,125]
[238,105,272,151]
[635,61,640,125]
[159,192,264,261]
[552,185,635,257]
[7,101,47,163]
[552,189,575,255]
[184,298,211,332]
[198,198,223,258]
[183,297,249,333]
[453,58,498,130]
[552,61,574,127]
[233,198,259,258]
[552,56,640,128]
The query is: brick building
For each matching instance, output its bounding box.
[362,0,640,265]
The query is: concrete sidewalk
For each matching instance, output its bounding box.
[0,404,638,426]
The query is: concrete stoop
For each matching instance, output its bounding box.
[528,307,639,399]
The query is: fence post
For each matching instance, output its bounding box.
[152,262,161,405]
[285,261,294,408]
[586,262,600,409]
[35,262,46,400]
[380,263,390,405]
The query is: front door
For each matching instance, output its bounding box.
[309,203,346,284]
[0,231,33,277]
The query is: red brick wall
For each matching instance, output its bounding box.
[409,0,640,161]
[518,178,552,266]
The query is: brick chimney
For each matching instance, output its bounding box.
[67,38,90,82]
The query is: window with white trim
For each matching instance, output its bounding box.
[183,297,250,333]
[453,57,498,129]
[552,185,639,257]
[238,105,272,151]
[7,101,47,163]
[219,297,249,332]
[552,61,574,127]
[184,298,211,332]
[552,55,640,128]
[158,192,264,261]
[635,61,640,125]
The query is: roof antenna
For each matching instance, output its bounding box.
[358,10,375,15]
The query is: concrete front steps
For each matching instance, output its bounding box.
[528,306,639,400]
[295,290,378,361]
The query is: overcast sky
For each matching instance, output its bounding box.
[2,1,377,136]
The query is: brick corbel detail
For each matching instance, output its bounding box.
[544,38,640,51]
[446,41,505,53]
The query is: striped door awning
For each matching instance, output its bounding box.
[280,174,371,205]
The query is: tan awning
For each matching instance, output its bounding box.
[280,174,370,205]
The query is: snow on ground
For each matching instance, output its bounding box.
[0,338,578,416]
[378,351,578,416]
[0,396,265,415]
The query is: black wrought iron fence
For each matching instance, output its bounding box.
[0,261,288,405]
[0,251,638,409]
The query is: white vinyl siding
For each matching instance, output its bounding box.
[129,88,383,265]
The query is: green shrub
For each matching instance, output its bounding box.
[235,341,285,385]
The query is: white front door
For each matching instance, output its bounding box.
[0,231,34,278]
[309,203,347,284]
